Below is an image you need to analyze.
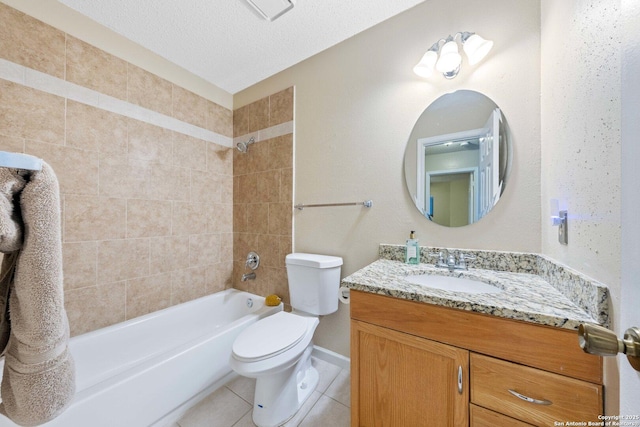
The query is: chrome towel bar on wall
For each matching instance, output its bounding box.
[294,200,373,210]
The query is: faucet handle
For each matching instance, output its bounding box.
[428,251,445,264]
[458,253,476,269]
[447,253,456,265]
[245,251,260,270]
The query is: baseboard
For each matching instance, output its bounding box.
[312,345,350,371]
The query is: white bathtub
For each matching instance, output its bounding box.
[0,289,282,427]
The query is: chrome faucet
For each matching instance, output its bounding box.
[241,251,260,281]
[446,252,456,269]
[430,250,475,272]
[246,252,260,269]
[241,272,256,281]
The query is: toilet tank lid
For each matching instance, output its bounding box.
[286,253,343,268]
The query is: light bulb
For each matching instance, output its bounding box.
[413,50,438,78]
[463,34,494,65]
[435,40,462,74]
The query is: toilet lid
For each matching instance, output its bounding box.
[232,312,308,362]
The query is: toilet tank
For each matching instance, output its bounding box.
[285,253,343,316]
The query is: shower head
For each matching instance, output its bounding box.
[236,137,255,153]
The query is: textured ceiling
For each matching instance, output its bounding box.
[57,0,426,94]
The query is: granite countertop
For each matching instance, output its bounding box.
[342,255,606,331]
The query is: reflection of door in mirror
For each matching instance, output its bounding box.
[430,172,474,226]
[416,108,502,226]
[417,131,481,226]
[478,108,502,219]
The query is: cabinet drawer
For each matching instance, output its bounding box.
[471,353,603,426]
[471,404,534,427]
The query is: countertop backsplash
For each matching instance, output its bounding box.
[377,244,609,328]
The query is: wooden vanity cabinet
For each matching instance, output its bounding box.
[350,290,604,427]
[470,404,535,427]
[351,320,469,426]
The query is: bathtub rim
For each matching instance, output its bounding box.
[0,288,282,419]
[70,288,273,345]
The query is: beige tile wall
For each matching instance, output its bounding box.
[0,3,234,335]
[233,88,294,304]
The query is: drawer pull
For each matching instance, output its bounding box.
[508,389,552,405]
[457,366,463,394]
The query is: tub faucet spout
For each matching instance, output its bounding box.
[241,272,256,281]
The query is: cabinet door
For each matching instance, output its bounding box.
[351,320,469,427]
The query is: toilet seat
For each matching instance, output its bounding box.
[232,312,309,362]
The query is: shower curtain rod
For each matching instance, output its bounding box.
[294,200,373,210]
[0,151,43,171]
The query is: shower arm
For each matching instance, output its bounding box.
[236,137,256,153]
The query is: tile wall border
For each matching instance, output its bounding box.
[0,58,233,147]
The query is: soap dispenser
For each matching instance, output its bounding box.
[405,231,420,264]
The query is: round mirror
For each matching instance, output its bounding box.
[404,90,511,227]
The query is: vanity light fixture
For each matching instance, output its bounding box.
[413,32,493,79]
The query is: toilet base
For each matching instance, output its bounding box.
[252,345,318,427]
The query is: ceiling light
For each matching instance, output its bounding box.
[414,32,493,79]
[246,0,294,21]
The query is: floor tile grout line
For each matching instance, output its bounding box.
[296,392,350,427]
[225,385,253,406]
[322,368,350,406]
[294,393,322,427]
[177,361,350,427]
[324,394,350,409]
[323,367,346,395]
[313,363,343,395]
[230,407,253,427]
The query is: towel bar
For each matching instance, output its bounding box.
[0,151,43,171]
[294,200,373,210]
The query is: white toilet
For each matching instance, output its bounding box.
[230,253,343,427]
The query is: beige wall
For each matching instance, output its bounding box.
[541,0,622,414]
[0,3,234,336]
[235,0,542,356]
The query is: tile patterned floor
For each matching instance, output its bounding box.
[173,357,350,427]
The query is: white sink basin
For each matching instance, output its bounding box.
[404,274,503,295]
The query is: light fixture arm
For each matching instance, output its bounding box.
[459,31,475,43]
[428,41,441,52]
